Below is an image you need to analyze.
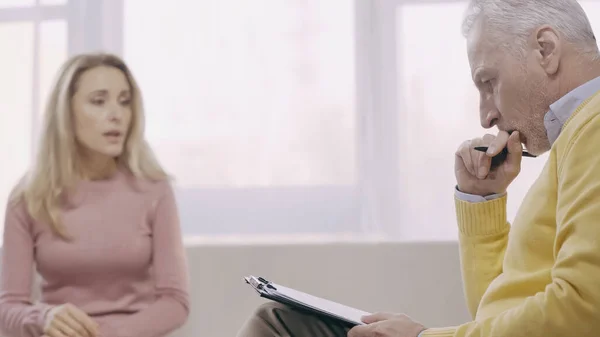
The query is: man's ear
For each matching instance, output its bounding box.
[533,25,561,75]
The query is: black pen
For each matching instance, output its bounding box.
[473,146,536,169]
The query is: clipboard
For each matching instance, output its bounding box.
[244,275,370,326]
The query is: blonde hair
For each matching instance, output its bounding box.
[11,52,168,239]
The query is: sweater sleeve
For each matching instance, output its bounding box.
[454,195,509,319]
[0,200,53,337]
[421,119,600,337]
[101,182,190,337]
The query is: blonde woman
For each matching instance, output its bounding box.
[0,53,189,337]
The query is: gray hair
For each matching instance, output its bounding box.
[462,0,599,55]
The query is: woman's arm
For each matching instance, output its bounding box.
[100,182,190,337]
[0,200,54,337]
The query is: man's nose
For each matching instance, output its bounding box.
[480,112,498,129]
[480,103,499,129]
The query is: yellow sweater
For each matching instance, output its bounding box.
[422,91,600,337]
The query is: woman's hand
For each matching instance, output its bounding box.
[43,303,99,337]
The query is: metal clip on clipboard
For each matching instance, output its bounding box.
[243,275,370,326]
[246,276,277,291]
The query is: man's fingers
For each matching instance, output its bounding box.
[486,130,510,156]
[478,131,510,178]
[457,140,476,176]
[505,131,523,172]
[477,153,491,179]
[481,133,495,144]
[361,312,395,324]
[465,136,489,179]
[507,131,523,154]
[347,324,369,337]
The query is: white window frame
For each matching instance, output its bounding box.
[0,0,122,157]
[0,1,67,157]
[67,0,123,56]
[355,0,403,238]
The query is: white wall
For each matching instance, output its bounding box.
[174,240,470,337]
[16,240,470,337]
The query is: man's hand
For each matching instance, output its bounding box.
[455,130,523,196]
[347,312,425,337]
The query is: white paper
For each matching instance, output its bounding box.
[268,282,370,325]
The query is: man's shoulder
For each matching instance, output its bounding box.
[551,90,600,180]
[554,90,600,158]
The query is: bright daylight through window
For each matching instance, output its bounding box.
[3,0,600,241]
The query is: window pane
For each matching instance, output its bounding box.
[0,0,34,8]
[580,1,600,35]
[123,0,356,188]
[396,3,549,241]
[39,20,67,117]
[36,20,67,151]
[0,22,33,236]
[40,0,66,5]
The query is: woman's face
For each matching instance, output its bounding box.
[71,65,132,160]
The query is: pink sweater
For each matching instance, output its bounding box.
[0,169,190,337]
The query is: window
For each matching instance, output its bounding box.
[39,20,67,119]
[122,1,362,236]
[0,22,33,235]
[394,1,549,240]
[379,0,600,240]
[0,1,34,7]
[581,2,600,34]
[4,0,600,240]
[111,0,600,239]
[0,2,67,237]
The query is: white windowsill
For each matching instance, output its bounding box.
[182,234,458,246]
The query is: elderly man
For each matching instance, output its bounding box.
[235,0,600,336]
